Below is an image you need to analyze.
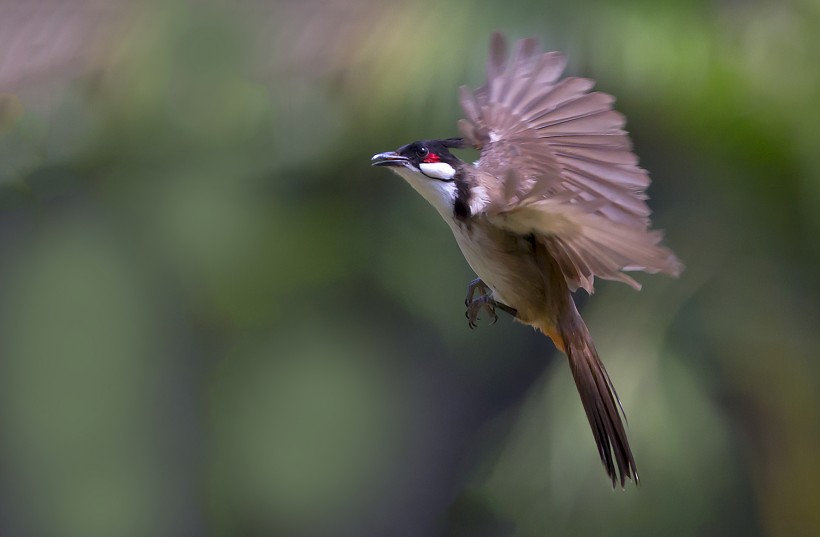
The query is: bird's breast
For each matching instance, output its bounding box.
[448,219,547,322]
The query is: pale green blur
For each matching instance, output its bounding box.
[1,1,819,536]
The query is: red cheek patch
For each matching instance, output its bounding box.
[422,153,441,163]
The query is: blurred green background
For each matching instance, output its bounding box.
[1,0,819,536]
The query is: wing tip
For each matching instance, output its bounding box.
[490,31,507,51]
[488,31,509,78]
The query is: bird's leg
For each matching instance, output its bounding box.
[464,278,491,307]
[464,278,518,329]
[466,295,498,328]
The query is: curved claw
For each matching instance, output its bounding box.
[466,306,477,329]
[466,295,497,329]
[464,278,519,329]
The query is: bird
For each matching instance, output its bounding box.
[371,32,682,487]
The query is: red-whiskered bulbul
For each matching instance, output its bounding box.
[371,33,682,487]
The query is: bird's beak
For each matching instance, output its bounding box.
[371,151,409,167]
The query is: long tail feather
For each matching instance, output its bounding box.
[552,299,639,487]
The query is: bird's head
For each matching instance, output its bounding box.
[371,138,465,181]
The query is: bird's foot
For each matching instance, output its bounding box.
[464,279,518,328]
[465,278,492,307]
[466,294,498,329]
[466,279,496,328]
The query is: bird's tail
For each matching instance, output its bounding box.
[544,299,639,487]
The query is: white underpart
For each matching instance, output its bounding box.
[447,218,520,305]
[392,167,457,221]
[390,166,514,306]
[419,162,456,180]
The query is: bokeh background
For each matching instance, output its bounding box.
[1,0,819,536]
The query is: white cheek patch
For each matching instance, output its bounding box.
[419,162,456,180]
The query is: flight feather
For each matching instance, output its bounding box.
[459,33,682,292]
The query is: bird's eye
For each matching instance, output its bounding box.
[416,146,428,158]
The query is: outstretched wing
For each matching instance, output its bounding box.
[459,33,682,292]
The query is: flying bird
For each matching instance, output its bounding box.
[371,32,682,487]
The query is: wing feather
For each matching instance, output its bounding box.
[552,146,638,167]
[521,77,596,116]
[534,109,626,134]
[532,92,615,125]
[488,194,681,292]
[460,32,682,291]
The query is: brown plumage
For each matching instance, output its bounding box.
[372,32,682,487]
[460,33,682,293]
